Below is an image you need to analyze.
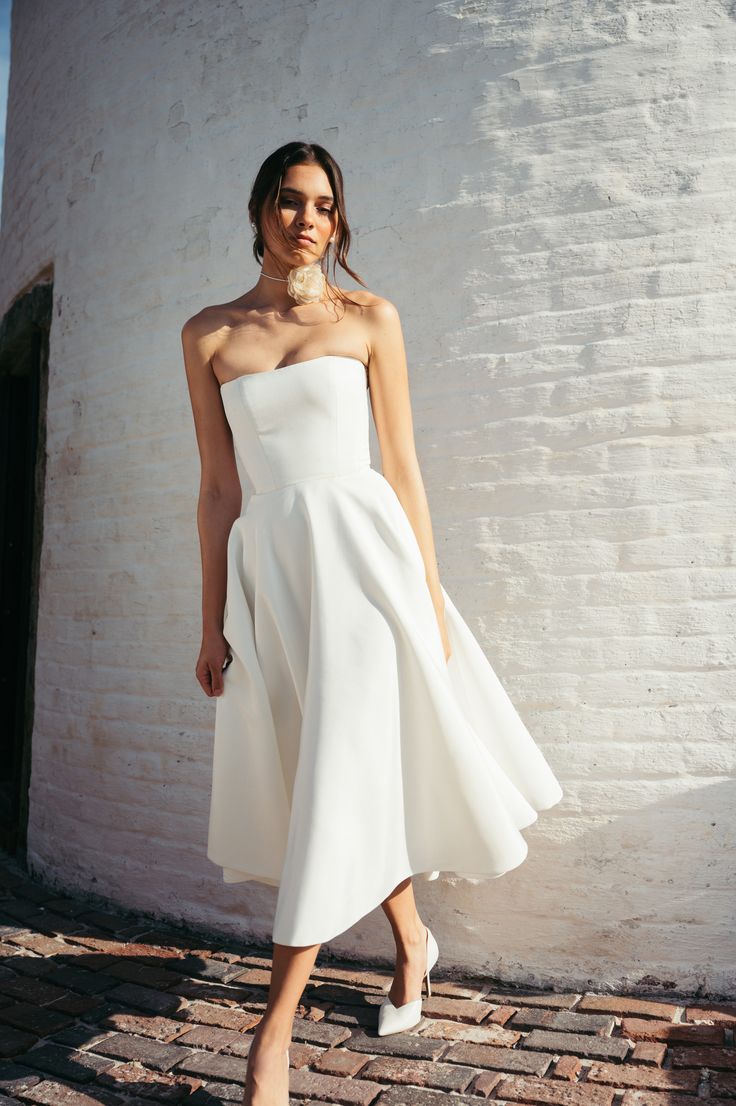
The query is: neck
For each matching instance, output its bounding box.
[252,257,292,309]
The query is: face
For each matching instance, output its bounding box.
[264,162,337,265]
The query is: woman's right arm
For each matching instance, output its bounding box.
[181,311,242,698]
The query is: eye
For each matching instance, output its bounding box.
[279,197,333,214]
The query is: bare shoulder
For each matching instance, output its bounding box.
[333,291,407,385]
[368,296,401,335]
[339,287,399,317]
[180,302,245,386]
[180,301,231,348]
[336,288,402,357]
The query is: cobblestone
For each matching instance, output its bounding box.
[0,854,732,1104]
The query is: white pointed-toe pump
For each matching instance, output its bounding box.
[377,925,439,1036]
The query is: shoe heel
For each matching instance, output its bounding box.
[424,926,439,999]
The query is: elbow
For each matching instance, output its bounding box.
[382,453,423,490]
[199,478,241,511]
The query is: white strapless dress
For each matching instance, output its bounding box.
[208,355,563,946]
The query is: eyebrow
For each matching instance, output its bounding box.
[280,186,334,202]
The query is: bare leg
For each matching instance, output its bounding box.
[380,877,430,1006]
[243,940,321,1105]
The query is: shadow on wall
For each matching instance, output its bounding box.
[363,781,734,998]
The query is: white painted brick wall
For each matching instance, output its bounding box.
[1,0,734,996]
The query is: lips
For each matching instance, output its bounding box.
[294,235,315,245]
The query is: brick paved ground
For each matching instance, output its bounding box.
[0,854,734,1105]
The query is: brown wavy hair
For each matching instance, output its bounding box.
[247,141,367,310]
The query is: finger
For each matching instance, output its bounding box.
[210,662,224,697]
[196,663,215,697]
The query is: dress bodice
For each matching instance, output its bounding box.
[220,355,371,495]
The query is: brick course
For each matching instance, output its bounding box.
[0,857,732,1106]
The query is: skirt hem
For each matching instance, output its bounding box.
[211,780,563,946]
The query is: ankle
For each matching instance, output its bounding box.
[395,920,427,955]
[253,1021,292,1053]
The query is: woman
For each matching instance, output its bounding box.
[181,141,563,1106]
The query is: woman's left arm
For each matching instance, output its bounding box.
[366,298,451,661]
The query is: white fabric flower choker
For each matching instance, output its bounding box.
[260,262,326,305]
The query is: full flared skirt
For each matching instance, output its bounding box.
[208,466,563,946]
